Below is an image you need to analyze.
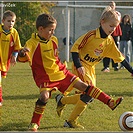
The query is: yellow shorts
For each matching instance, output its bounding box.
[72,62,96,86]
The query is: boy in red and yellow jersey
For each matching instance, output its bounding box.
[55,6,133,129]
[0,10,22,105]
[18,13,123,131]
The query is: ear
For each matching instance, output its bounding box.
[38,26,44,31]
[100,19,105,25]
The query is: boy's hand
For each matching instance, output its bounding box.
[77,66,85,76]
[18,48,30,57]
[10,55,17,66]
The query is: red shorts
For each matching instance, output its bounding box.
[39,71,80,95]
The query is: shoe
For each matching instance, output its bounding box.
[64,120,84,129]
[131,73,133,77]
[101,67,110,72]
[28,123,38,132]
[0,102,2,107]
[108,97,123,110]
[55,94,66,117]
[114,67,119,71]
[119,66,125,69]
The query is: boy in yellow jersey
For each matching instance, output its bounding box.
[18,13,123,132]
[0,10,22,106]
[55,6,133,129]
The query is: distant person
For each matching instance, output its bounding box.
[101,1,122,72]
[0,10,22,106]
[119,14,132,69]
[18,13,123,131]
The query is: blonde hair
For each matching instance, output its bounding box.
[100,6,121,23]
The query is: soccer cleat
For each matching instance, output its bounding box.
[55,94,66,117]
[0,102,2,107]
[114,67,119,71]
[28,123,38,132]
[64,120,84,129]
[108,97,123,110]
[101,67,110,72]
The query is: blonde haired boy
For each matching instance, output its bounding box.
[55,6,133,129]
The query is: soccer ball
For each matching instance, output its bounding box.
[118,111,133,131]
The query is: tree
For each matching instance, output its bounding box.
[4,2,56,45]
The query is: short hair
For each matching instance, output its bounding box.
[3,10,16,20]
[100,6,121,23]
[36,13,57,30]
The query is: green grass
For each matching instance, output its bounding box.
[0,61,133,131]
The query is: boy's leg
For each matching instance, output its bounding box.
[85,85,123,110]
[28,98,47,131]
[55,94,80,117]
[64,94,93,129]
[56,93,93,128]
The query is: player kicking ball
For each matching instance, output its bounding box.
[18,13,123,131]
[55,6,133,129]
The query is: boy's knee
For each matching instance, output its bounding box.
[36,98,47,106]
[80,94,94,104]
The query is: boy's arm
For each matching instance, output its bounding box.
[121,59,133,75]
[72,52,82,68]
[10,52,18,66]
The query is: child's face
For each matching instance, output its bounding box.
[38,23,56,40]
[2,16,16,30]
[101,20,119,35]
[124,16,129,23]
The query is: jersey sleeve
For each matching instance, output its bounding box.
[103,39,125,63]
[13,29,22,51]
[70,35,85,53]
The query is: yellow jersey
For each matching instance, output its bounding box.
[23,33,68,87]
[0,24,21,77]
[71,28,125,67]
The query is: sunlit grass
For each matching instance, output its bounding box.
[0,61,132,131]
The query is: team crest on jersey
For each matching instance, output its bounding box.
[94,48,103,56]
[99,43,103,48]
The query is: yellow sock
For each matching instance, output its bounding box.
[68,100,87,122]
[61,94,80,105]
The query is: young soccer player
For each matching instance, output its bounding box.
[55,6,133,129]
[18,13,123,132]
[0,10,22,106]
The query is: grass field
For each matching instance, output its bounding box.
[0,61,133,131]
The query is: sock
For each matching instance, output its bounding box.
[31,104,45,126]
[61,94,80,105]
[0,86,2,102]
[86,86,111,104]
[68,100,87,122]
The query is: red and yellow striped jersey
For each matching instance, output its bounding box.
[24,33,68,86]
[71,28,125,66]
[0,24,21,76]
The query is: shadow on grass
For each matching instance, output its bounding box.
[0,121,29,131]
[2,93,59,101]
[3,94,39,100]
